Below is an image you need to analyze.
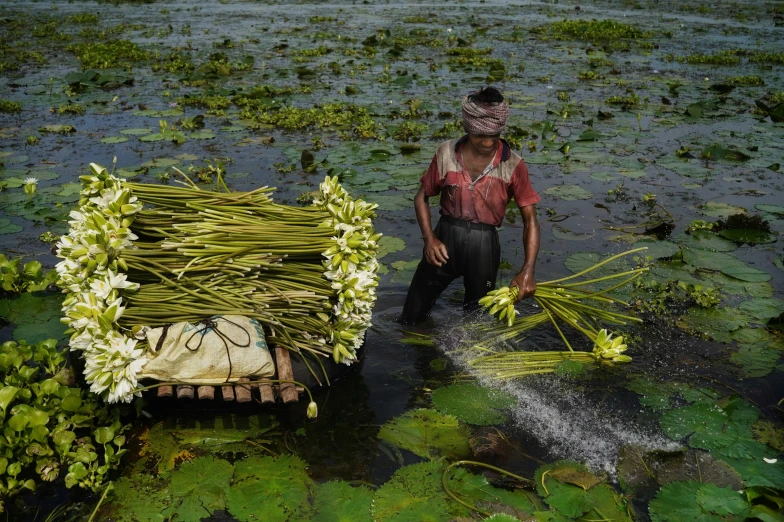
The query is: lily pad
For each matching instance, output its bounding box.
[678,231,737,252]
[167,456,234,522]
[225,455,313,522]
[695,484,749,517]
[371,462,462,522]
[718,229,777,245]
[544,184,593,201]
[634,240,680,259]
[682,247,771,282]
[535,462,631,521]
[0,218,23,234]
[731,343,780,378]
[737,298,784,321]
[698,201,746,218]
[649,481,724,522]
[430,383,516,426]
[311,481,373,522]
[377,408,471,460]
[755,204,784,217]
[119,128,153,136]
[100,136,129,144]
[552,224,594,241]
[377,236,406,259]
[680,307,751,336]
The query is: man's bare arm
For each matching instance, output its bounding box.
[414,185,449,267]
[510,204,540,301]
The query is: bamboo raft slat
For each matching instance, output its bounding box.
[155,345,301,404]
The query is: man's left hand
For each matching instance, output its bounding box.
[510,267,536,302]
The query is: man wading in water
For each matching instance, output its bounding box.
[399,87,541,324]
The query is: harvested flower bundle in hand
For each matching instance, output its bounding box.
[470,249,647,380]
[56,163,381,402]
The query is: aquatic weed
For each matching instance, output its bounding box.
[0,100,22,113]
[534,19,652,41]
[67,40,151,69]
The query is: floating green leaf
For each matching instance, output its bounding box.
[738,298,784,321]
[311,481,373,522]
[718,228,777,245]
[544,184,593,201]
[696,483,749,516]
[551,224,594,241]
[377,236,406,259]
[226,455,313,522]
[372,462,463,522]
[167,456,233,522]
[377,409,471,460]
[649,481,724,522]
[755,204,784,217]
[731,343,780,378]
[698,201,746,218]
[0,219,23,234]
[430,383,516,426]
[100,136,129,144]
[678,230,737,252]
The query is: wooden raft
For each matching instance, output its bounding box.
[156,346,301,404]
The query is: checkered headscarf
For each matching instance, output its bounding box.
[461,90,510,135]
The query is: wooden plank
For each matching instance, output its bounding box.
[157,385,173,398]
[221,385,235,402]
[197,386,215,400]
[235,377,252,403]
[258,380,275,404]
[176,385,194,400]
[275,347,299,403]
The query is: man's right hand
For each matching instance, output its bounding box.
[424,236,449,267]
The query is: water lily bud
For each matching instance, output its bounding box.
[307,401,318,419]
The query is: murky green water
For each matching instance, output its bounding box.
[1,0,782,520]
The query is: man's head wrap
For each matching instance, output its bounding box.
[462,88,510,135]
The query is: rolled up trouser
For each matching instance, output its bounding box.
[398,216,500,325]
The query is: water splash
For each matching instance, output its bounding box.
[440,316,680,476]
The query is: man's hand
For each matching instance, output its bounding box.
[424,236,449,267]
[510,266,536,302]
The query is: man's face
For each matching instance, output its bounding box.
[467,133,501,155]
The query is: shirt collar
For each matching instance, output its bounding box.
[454,135,511,163]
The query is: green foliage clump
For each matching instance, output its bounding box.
[243,103,380,139]
[151,51,194,73]
[535,19,652,41]
[50,103,85,116]
[445,47,492,57]
[578,70,600,80]
[0,256,57,294]
[68,13,99,24]
[633,280,721,316]
[402,15,430,23]
[199,52,254,75]
[0,100,21,114]
[177,94,231,110]
[725,75,764,86]
[67,40,151,69]
[309,16,335,23]
[606,94,639,108]
[32,22,71,41]
[391,121,429,142]
[432,119,463,139]
[678,50,741,65]
[291,46,331,57]
[448,55,503,68]
[588,56,615,67]
[749,51,784,64]
[0,339,128,512]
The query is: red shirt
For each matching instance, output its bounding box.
[420,136,540,227]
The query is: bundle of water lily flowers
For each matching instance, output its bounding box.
[56,163,380,403]
[470,248,647,380]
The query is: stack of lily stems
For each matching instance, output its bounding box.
[119,178,379,378]
[470,248,648,380]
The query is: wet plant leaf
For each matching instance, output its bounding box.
[737,298,784,321]
[168,456,233,522]
[377,236,406,259]
[534,461,630,520]
[717,228,777,245]
[0,218,23,234]
[104,473,171,522]
[430,383,516,426]
[543,184,593,201]
[634,240,680,259]
[648,481,724,522]
[653,451,742,489]
[701,272,773,298]
[551,224,594,241]
[700,144,751,162]
[697,201,746,218]
[730,343,780,378]
[226,455,313,522]
[755,204,784,217]
[678,231,738,252]
[446,466,537,516]
[695,484,749,516]
[377,409,471,460]
[681,247,771,282]
[311,481,373,522]
[119,128,153,136]
[718,457,784,489]
[100,136,129,144]
[751,421,784,452]
[372,461,464,522]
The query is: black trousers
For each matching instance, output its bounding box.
[399,217,500,325]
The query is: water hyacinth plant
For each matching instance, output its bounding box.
[56,164,381,403]
[471,249,646,379]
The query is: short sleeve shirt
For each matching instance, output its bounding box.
[420,136,540,227]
